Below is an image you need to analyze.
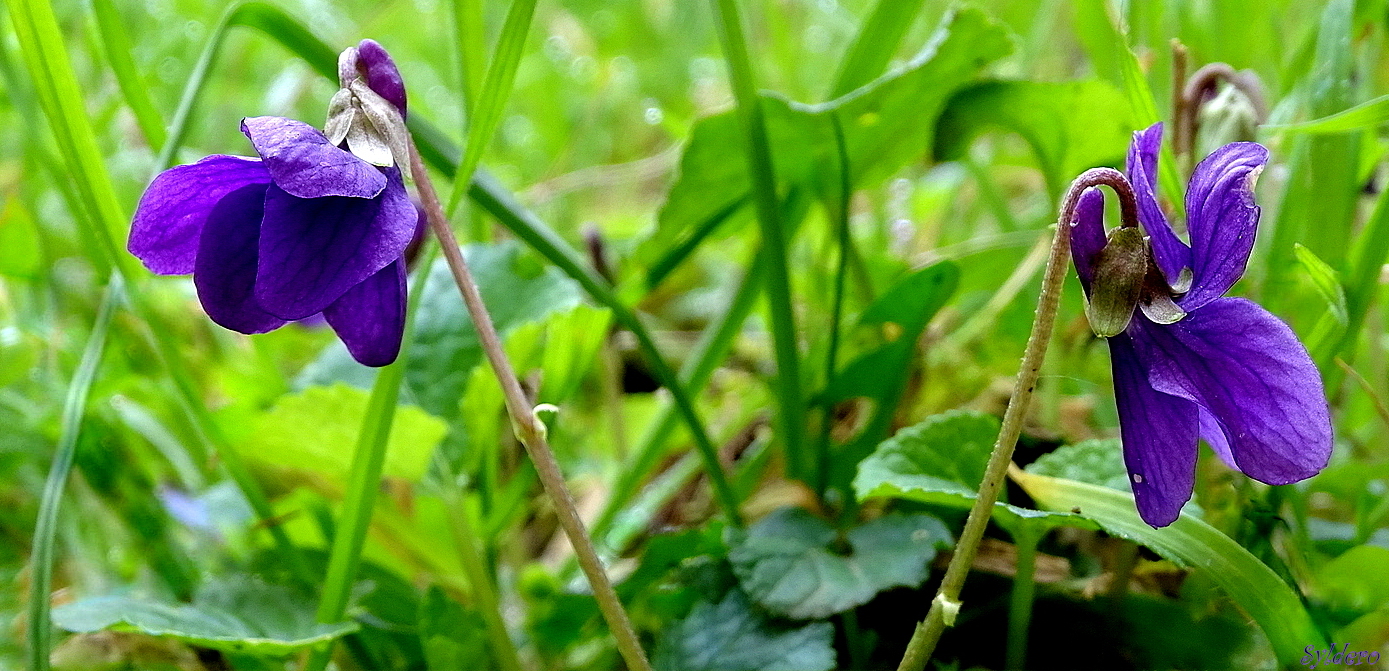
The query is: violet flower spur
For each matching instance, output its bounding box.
[127,40,414,367]
[1070,122,1332,528]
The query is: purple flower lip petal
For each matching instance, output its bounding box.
[241,116,386,199]
[1073,124,1332,527]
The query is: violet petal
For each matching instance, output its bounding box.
[1109,328,1200,527]
[255,168,415,320]
[323,259,406,367]
[240,116,386,199]
[356,39,407,117]
[1069,187,1107,293]
[1180,142,1268,310]
[1199,408,1239,471]
[1126,123,1191,285]
[130,155,271,275]
[193,184,287,334]
[1135,297,1332,485]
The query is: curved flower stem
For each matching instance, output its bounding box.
[895,168,1135,671]
[409,142,654,671]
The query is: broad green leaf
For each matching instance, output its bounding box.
[935,80,1135,194]
[727,507,950,620]
[1316,545,1389,613]
[419,586,490,671]
[238,384,447,482]
[650,8,1010,266]
[653,590,836,671]
[1012,469,1323,667]
[52,577,358,655]
[854,411,1093,532]
[407,242,581,417]
[1026,439,1131,491]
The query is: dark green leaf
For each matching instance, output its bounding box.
[1026,439,1131,492]
[854,411,1094,532]
[936,79,1135,196]
[727,508,950,619]
[52,577,357,655]
[654,590,836,671]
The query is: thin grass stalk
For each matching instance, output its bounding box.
[410,142,653,671]
[813,113,852,498]
[444,0,538,218]
[89,0,166,150]
[709,0,806,480]
[27,278,120,671]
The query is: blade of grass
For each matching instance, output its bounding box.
[829,0,927,98]
[9,0,314,586]
[710,0,806,481]
[813,113,852,497]
[26,278,119,671]
[89,0,166,150]
[451,0,486,116]
[443,0,538,218]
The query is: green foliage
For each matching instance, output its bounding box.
[236,383,447,482]
[727,507,950,619]
[653,590,836,671]
[51,577,358,655]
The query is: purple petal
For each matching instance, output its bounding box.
[130,155,271,275]
[1069,187,1106,292]
[1134,297,1332,485]
[357,39,407,117]
[240,116,386,199]
[1199,408,1238,471]
[1109,328,1200,527]
[324,259,406,367]
[192,184,287,334]
[255,168,415,320]
[1126,123,1191,286]
[1180,142,1268,310]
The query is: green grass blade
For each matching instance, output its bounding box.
[1014,470,1325,667]
[89,0,166,150]
[710,0,806,481]
[830,0,927,98]
[451,0,485,119]
[1266,93,1389,134]
[27,278,120,671]
[443,0,538,218]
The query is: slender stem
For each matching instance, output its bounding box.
[895,168,1135,671]
[1170,39,1190,174]
[710,0,807,480]
[27,278,120,671]
[307,354,409,671]
[439,477,526,671]
[815,113,853,498]
[410,143,653,671]
[1006,526,1041,671]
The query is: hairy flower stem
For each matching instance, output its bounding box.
[409,142,654,671]
[895,169,1136,671]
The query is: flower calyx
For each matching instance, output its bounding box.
[325,46,412,180]
[1084,225,1186,338]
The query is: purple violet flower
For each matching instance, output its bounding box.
[1071,122,1332,527]
[128,40,412,367]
